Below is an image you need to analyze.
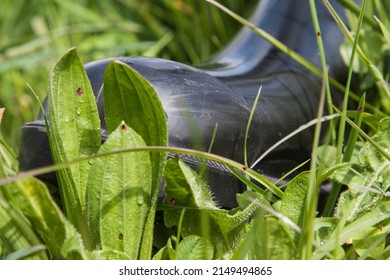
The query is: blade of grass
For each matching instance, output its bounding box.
[333,106,390,161]
[323,94,366,216]
[251,114,340,168]
[275,159,311,186]
[310,0,336,145]
[321,0,367,217]
[4,245,47,260]
[0,145,283,199]
[199,123,218,177]
[323,0,390,98]
[175,208,187,252]
[244,86,262,167]
[374,15,390,46]
[343,95,366,164]
[300,66,328,259]
[336,0,378,30]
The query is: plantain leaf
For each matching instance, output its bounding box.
[47,47,101,232]
[103,60,167,188]
[163,158,259,259]
[103,60,168,259]
[86,122,152,259]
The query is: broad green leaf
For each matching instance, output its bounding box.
[2,177,89,259]
[176,235,214,260]
[47,47,100,231]
[103,61,168,259]
[103,60,167,187]
[86,122,152,259]
[163,158,259,259]
[280,172,309,245]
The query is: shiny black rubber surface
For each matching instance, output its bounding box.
[19,0,347,208]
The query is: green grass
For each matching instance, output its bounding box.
[0,0,389,260]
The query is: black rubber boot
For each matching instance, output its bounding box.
[19,0,347,208]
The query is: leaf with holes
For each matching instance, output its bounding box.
[103,60,167,189]
[47,48,101,232]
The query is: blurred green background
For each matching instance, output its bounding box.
[0,0,256,154]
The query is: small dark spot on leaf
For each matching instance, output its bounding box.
[76,87,83,96]
[118,233,123,240]
[357,107,364,113]
[169,198,176,206]
[120,124,126,131]
[316,32,321,37]
[242,166,248,172]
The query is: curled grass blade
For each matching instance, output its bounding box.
[0,146,283,199]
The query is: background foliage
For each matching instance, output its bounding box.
[0,0,256,151]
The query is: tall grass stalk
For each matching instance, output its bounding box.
[322,0,368,216]
[300,67,329,259]
[244,86,262,168]
[309,0,336,145]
